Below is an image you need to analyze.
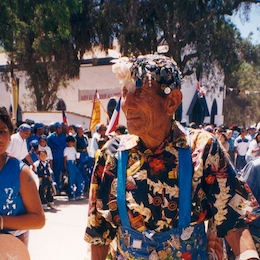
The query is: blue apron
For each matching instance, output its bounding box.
[116,147,207,260]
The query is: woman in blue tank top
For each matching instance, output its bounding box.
[0,107,45,246]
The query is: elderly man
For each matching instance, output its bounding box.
[6,123,34,168]
[84,55,260,260]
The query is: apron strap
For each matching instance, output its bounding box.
[178,146,192,227]
[117,150,131,227]
[117,136,193,228]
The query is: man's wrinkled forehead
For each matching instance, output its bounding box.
[113,54,182,95]
[123,78,158,93]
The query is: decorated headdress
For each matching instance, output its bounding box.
[112,54,182,95]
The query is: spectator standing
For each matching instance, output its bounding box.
[234,128,250,171]
[47,122,67,194]
[69,125,77,135]
[245,131,260,163]
[219,131,230,152]
[39,134,53,169]
[6,123,34,168]
[247,125,257,141]
[64,135,83,201]
[26,123,44,150]
[29,139,39,163]
[74,125,90,194]
[34,150,55,210]
[226,129,235,162]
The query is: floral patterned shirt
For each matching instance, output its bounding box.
[85,121,260,246]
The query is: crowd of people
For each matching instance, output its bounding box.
[6,119,128,209]
[186,122,260,172]
[1,53,260,260]
[0,107,45,257]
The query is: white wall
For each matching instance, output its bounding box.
[0,53,224,128]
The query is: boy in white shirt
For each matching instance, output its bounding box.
[64,135,84,201]
[39,134,53,169]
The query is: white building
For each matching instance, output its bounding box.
[0,51,226,129]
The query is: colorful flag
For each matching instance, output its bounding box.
[89,90,101,131]
[62,108,69,126]
[196,81,205,98]
[106,97,121,135]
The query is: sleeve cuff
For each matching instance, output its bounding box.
[235,250,259,260]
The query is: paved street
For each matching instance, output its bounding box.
[28,196,91,260]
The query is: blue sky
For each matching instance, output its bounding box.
[230,3,260,45]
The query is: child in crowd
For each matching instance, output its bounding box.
[39,134,53,169]
[29,139,39,163]
[34,149,55,210]
[64,135,84,201]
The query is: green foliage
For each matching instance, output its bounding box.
[0,0,259,113]
[79,0,257,83]
[0,0,80,111]
[224,43,260,126]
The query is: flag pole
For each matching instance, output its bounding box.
[89,89,97,130]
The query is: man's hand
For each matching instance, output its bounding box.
[225,227,259,260]
[90,244,109,260]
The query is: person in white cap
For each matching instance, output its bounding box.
[6,123,34,168]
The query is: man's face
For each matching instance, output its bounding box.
[39,151,47,161]
[241,129,247,137]
[248,129,256,135]
[19,129,31,140]
[77,127,84,136]
[121,80,170,137]
[55,126,62,135]
[37,127,44,136]
[39,139,47,147]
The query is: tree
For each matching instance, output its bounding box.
[0,0,259,112]
[224,42,260,126]
[0,0,80,111]
[84,0,259,81]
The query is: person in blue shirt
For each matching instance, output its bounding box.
[74,125,91,195]
[47,122,67,194]
[0,106,45,246]
[26,123,44,150]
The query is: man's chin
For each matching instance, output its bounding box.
[127,124,144,136]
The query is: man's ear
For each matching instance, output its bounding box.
[165,89,182,116]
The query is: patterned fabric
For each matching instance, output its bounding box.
[84,121,260,253]
[117,222,207,260]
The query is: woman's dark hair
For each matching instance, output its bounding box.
[0,107,14,134]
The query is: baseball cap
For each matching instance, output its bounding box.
[34,123,44,130]
[18,123,31,131]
